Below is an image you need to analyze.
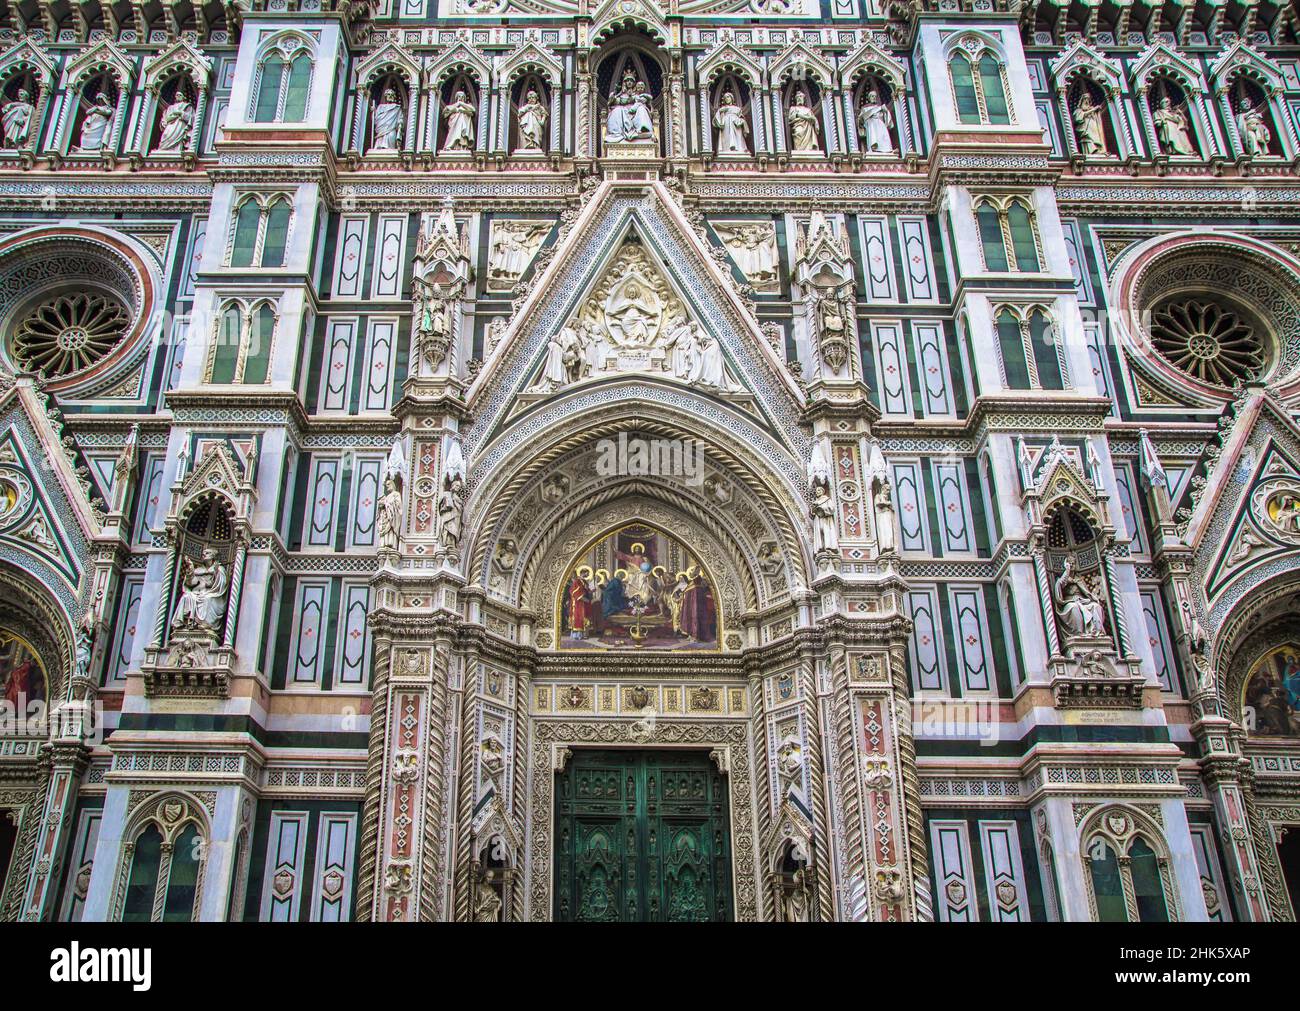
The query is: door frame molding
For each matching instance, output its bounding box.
[525,719,759,921]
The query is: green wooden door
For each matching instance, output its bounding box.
[554,750,733,922]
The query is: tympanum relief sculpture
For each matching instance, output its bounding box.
[523,240,743,395]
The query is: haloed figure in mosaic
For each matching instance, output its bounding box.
[560,525,717,650]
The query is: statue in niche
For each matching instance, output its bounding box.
[441,90,477,153]
[1152,95,1196,156]
[808,440,838,554]
[370,86,404,151]
[515,88,548,153]
[1,88,34,148]
[787,92,821,153]
[869,439,895,554]
[377,475,403,553]
[1054,558,1107,639]
[713,90,749,155]
[156,96,194,153]
[776,732,803,797]
[715,223,780,291]
[78,91,114,151]
[605,69,655,144]
[857,88,894,154]
[414,285,454,369]
[1236,98,1272,157]
[473,883,503,922]
[1072,92,1108,156]
[171,548,229,634]
[436,439,466,553]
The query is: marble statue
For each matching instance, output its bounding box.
[1073,92,1108,156]
[1054,558,1107,639]
[713,90,749,155]
[1236,98,1272,157]
[605,70,655,143]
[377,475,403,553]
[171,548,229,633]
[787,92,821,154]
[515,88,548,152]
[1153,96,1196,156]
[858,88,894,154]
[809,439,838,553]
[441,90,477,153]
[2,88,34,148]
[78,92,114,152]
[370,87,404,151]
[156,97,194,153]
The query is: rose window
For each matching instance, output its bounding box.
[1149,296,1267,387]
[10,290,131,378]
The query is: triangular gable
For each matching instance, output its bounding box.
[0,38,56,88]
[1209,42,1285,94]
[464,182,805,454]
[1049,41,1123,94]
[1129,42,1201,91]
[0,379,99,603]
[1188,392,1300,620]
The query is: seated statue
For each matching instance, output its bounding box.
[171,547,229,633]
[1054,558,1107,639]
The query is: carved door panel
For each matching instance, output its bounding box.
[555,750,732,922]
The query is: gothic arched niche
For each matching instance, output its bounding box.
[556,522,719,651]
[1046,504,1112,644]
[596,40,665,155]
[168,493,235,640]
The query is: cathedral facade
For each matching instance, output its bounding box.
[0,0,1299,924]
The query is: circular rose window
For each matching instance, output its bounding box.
[1149,296,1267,387]
[10,290,131,378]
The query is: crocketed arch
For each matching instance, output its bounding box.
[466,391,810,591]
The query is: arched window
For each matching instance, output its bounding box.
[229,200,261,267]
[973,196,1041,273]
[976,201,1009,271]
[208,300,277,385]
[1089,840,1127,921]
[995,306,1063,391]
[262,198,291,267]
[253,46,313,123]
[1083,809,1178,922]
[978,54,1011,124]
[122,824,164,922]
[1130,838,1170,922]
[227,195,293,268]
[949,45,1012,126]
[117,797,209,923]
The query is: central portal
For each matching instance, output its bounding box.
[553,749,733,921]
